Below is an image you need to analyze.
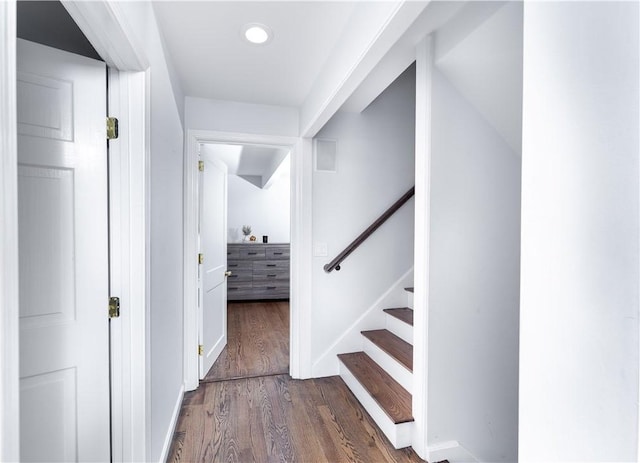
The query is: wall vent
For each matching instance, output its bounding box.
[314,139,337,173]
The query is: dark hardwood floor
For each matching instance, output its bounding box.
[167,300,424,462]
[167,374,424,463]
[204,300,289,382]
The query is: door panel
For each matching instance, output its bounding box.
[199,156,228,378]
[17,39,110,462]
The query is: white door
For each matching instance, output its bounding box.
[198,155,228,378]
[17,39,110,462]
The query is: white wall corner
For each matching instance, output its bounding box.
[311,268,414,378]
[428,440,479,463]
[157,384,184,463]
[0,2,20,461]
[289,137,313,379]
[411,33,434,461]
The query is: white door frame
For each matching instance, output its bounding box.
[183,130,313,391]
[0,1,151,461]
[106,68,150,462]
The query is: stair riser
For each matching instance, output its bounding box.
[385,314,413,344]
[339,360,413,449]
[362,337,413,393]
[407,292,413,309]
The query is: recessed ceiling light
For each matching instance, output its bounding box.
[242,23,272,45]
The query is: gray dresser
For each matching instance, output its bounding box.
[226,243,290,300]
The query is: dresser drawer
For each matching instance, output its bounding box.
[253,282,290,298]
[227,281,253,299]
[253,260,289,272]
[240,247,266,259]
[227,247,240,259]
[226,267,252,283]
[227,260,252,271]
[265,246,290,260]
[253,269,289,282]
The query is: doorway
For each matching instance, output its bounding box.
[200,142,292,382]
[183,130,312,390]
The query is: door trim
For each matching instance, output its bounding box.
[0,2,20,461]
[60,2,151,460]
[183,130,313,390]
[107,68,150,463]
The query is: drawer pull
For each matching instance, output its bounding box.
[267,264,276,267]
[248,252,257,255]
[267,274,277,277]
[229,275,238,279]
[267,286,277,290]
[229,288,238,291]
[229,264,238,267]
[274,252,283,255]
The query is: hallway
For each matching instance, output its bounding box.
[167,301,424,462]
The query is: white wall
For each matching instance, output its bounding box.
[227,170,291,244]
[311,65,415,366]
[113,4,185,461]
[519,2,639,461]
[426,67,521,463]
[185,96,299,137]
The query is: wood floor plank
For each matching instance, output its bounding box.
[204,301,289,382]
[383,307,414,326]
[362,329,413,371]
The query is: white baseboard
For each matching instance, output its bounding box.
[427,440,479,463]
[311,268,414,378]
[158,383,185,463]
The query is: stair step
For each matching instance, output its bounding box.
[383,307,413,326]
[361,329,413,372]
[338,352,413,425]
[404,287,414,293]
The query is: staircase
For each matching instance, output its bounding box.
[337,287,414,449]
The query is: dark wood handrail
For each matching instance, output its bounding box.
[324,186,415,273]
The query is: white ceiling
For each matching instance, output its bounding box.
[201,143,290,189]
[153,1,358,107]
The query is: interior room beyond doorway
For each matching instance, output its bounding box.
[201,142,292,382]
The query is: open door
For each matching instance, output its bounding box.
[17,39,110,461]
[198,155,229,378]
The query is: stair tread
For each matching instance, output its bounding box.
[383,307,414,326]
[361,329,413,371]
[404,287,414,293]
[338,352,413,424]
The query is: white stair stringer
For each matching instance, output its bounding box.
[362,336,412,394]
[385,312,413,344]
[312,268,414,377]
[338,359,414,449]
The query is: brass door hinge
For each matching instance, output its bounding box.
[198,253,204,264]
[107,117,119,140]
[109,296,120,318]
[198,160,204,172]
[198,344,204,356]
